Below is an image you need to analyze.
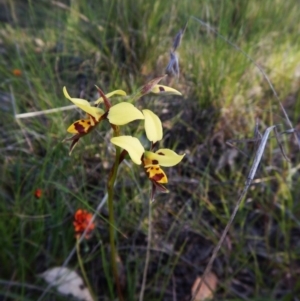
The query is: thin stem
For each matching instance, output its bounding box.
[76,238,97,301]
[139,195,153,301]
[107,126,124,301]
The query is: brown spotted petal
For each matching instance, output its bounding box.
[67,118,95,134]
[64,118,98,155]
[145,165,168,184]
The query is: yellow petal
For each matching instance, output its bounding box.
[108,102,144,125]
[142,109,162,143]
[111,136,145,165]
[63,87,104,120]
[151,85,182,96]
[144,149,185,167]
[94,89,127,105]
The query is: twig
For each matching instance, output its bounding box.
[15,104,81,119]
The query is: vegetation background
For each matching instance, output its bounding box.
[1,0,300,300]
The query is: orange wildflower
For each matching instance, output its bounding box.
[73,209,95,239]
[12,69,22,76]
[34,188,42,199]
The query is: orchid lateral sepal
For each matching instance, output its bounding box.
[110,136,144,165]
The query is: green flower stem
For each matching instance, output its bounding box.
[76,238,97,301]
[139,194,153,301]
[107,126,124,301]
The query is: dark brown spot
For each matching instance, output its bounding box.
[87,121,91,125]
[152,159,159,164]
[152,173,164,182]
[156,168,159,170]
[159,86,165,92]
[157,152,165,156]
[74,122,86,133]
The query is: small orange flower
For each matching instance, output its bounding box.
[34,188,42,199]
[73,209,95,239]
[12,69,22,76]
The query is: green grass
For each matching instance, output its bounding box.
[1,0,300,300]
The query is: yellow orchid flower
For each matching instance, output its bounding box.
[110,110,185,191]
[111,135,184,188]
[63,77,182,155]
[63,87,144,154]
